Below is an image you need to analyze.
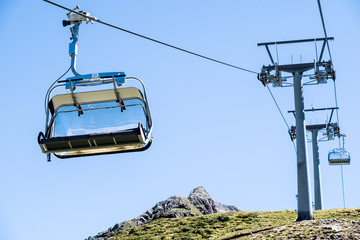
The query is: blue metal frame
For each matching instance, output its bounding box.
[67,22,127,89]
[65,72,126,90]
[69,22,80,76]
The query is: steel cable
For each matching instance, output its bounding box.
[266,85,297,153]
[43,0,258,75]
[317,0,341,145]
[318,0,346,209]
[317,0,333,63]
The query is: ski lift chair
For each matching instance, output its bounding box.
[328,148,350,165]
[38,74,153,160]
[38,9,153,161]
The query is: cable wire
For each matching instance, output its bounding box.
[341,165,346,208]
[317,0,341,145]
[43,0,258,75]
[266,86,290,129]
[317,0,342,148]
[266,85,297,153]
[44,66,71,113]
[333,80,341,144]
[317,0,341,142]
[318,0,347,209]
[317,0,333,63]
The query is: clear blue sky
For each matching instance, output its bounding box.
[0,1,359,240]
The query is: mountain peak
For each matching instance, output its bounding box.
[87,187,239,240]
[188,186,211,199]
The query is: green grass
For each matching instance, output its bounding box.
[110,208,360,240]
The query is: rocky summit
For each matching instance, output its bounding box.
[87,187,239,240]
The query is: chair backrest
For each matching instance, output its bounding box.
[49,87,145,115]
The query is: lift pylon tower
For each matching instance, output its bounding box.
[258,38,335,221]
[289,107,340,210]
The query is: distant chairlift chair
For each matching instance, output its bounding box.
[328,134,350,165]
[328,148,350,165]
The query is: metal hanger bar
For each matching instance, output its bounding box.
[292,123,336,131]
[265,45,274,64]
[328,109,335,125]
[69,81,84,116]
[306,124,327,131]
[318,40,327,62]
[288,107,339,113]
[257,37,334,46]
[112,77,126,111]
[58,72,126,82]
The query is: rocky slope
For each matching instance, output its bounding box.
[96,208,360,239]
[248,218,360,239]
[87,187,239,240]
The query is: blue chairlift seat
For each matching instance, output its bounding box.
[38,77,153,159]
[328,148,350,165]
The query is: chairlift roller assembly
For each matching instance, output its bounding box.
[38,7,153,161]
[257,38,336,87]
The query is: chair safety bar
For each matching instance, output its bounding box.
[112,77,126,111]
[69,80,84,116]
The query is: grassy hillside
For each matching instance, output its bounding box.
[110,208,360,239]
